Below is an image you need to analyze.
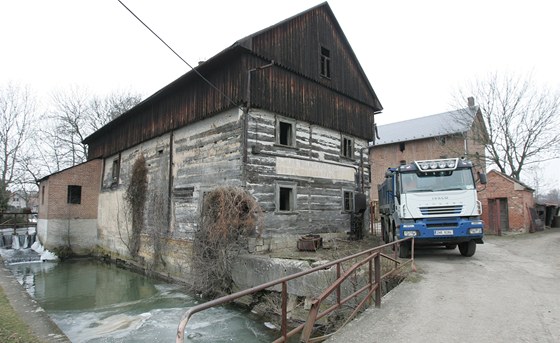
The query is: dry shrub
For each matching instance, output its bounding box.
[192,186,263,297]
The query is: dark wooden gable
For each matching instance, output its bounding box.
[240,2,380,110]
[84,2,381,159]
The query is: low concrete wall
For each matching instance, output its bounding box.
[231,255,337,297]
[37,218,97,254]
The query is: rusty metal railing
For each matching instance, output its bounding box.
[176,237,415,343]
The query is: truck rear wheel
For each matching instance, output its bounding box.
[458,240,476,257]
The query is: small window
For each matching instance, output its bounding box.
[399,142,406,152]
[41,185,45,205]
[341,136,354,159]
[279,187,292,211]
[276,118,296,147]
[276,182,297,212]
[67,185,82,204]
[320,46,331,78]
[111,159,120,185]
[343,190,354,212]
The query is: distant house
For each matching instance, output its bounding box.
[7,190,38,212]
[369,97,487,201]
[7,191,27,210]
[478,170,536,234]
[38,3,381,276]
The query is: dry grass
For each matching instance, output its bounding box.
[0,287,41,343]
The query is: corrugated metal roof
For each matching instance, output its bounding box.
[373,106,478,146]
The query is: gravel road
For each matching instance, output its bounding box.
[328,228,560,343]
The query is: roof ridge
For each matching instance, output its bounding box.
[378,106,477,128]
[373,106,478,146]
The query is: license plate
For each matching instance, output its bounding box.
[434,229,453,235]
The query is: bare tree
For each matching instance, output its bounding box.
[542,189,560,205]
[88,90,142,131]
[456,73,560,181]
[42,87,141,171]
[0,83,36,210]
[48,86,91,167]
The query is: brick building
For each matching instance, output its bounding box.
[369,98,487,201]
[478,170,535,234]
[37,159,102,253]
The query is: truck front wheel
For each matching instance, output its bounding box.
[458,240,476,257]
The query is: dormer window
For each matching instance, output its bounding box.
[320,46,331,78]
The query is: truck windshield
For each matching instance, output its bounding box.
[401,168,475,193]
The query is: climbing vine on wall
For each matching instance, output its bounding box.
[192,186,263,297]
[125,154,148,258]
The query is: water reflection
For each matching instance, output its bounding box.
[8,259,275,342]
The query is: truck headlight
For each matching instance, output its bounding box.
[402,224,415,228]
[471,220,483,226]
[403,231,418,237]
[468,228,482,234]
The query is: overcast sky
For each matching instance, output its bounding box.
[1,0,559,187]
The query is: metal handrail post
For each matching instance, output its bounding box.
[281,281,288,340]
[374,253,381,308]
[336,262,341,304]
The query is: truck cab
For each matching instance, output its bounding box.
[378,158,486,257]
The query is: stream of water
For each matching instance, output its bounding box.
[7,259,276,342]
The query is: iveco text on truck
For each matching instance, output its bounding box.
[378,158,486,257]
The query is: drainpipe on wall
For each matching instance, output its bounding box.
[242,61,275,186]
[168,130,174,232]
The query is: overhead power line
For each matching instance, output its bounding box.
[117,0,241,110]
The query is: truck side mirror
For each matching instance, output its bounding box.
[478,172,487,184]
[385,170,393,178]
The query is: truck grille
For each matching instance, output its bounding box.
[419,205,463,215]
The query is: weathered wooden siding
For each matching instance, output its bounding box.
[87,54,376,161]
[250,66,376,139]
[248,5,379,108]
[86,52,246,160]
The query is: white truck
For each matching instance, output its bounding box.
[378,158,486,257]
